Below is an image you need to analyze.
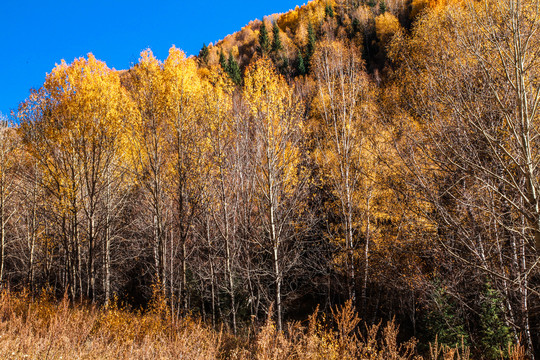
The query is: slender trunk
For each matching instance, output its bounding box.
[182,239,187,310]
[362,193,371,313]
[76,221,82,301]
[28,177,37,292]
[207,220,216,329]
[345,176,356,303]
[169,228,175,318]
[87,214,95,301]
[0,172,5,286]
[268,170,282,331]
[219,164,237,334]
[104,173,111,305]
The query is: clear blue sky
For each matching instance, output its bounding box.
[0,0,303,118]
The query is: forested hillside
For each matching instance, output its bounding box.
[2,0,540,357]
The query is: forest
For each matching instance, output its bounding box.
[1,0,540,358]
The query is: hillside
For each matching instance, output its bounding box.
[198,0,410,76]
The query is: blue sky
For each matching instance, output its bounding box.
[0,0,303,117]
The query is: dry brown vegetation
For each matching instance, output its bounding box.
[0,291,527,359]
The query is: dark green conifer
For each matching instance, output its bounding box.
[219,50,227,69]
[306,22,316,71]
[325,4,334,18]
[479,283,513,360]
[199,43,209,65]
[379,0,387,13]
[258,20,270,55]
[297,50,306,76]
[352,18,360,35]
[227,53,242,85]
[272,22,282,53]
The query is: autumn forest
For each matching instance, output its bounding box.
[1,0,540,358]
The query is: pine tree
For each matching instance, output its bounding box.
[272,22,282,53]
[479,283,513,360]
[306,23,316,71]
[199,43,209,65]
[280,55,290,76]
[227,53,242,85]
[352,18,360,35]
[297,50,306,76]
[379,0,387,13]
[219,50,227,70]
[258,19,270,55]
[325,4,335,18]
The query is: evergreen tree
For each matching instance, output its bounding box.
[280,55,290,76]
[227,53,242,85]
[258,20,270,55]
[199,43,209,65]
[219,50,227,70]
[297,50,306,76]
[379,0,387,13]
[306,22,316,71]
[272,22,282,53]
[479,283,513,360]
[424,285,470,348]
[325,4,335,18]
[352,18,360,35]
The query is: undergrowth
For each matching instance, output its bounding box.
[0,290,527,359]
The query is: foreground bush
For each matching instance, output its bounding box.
[0,291,527,359]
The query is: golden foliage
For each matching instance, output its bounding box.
[375,12,402,46]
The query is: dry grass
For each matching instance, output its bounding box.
[0,289,220,359]
[0,293,527,359]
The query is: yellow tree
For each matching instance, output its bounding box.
[162,46,205,311]
[0,116,18,285]
[19,54,131,301]
[311,39,378,306]
[125,49,171,294]
[244,57,306,331]
[199,66,238,331]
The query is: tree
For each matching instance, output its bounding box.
[244,57,307,331]
[219,50,227,70]
[162,46,205,312]
[297,50,306,76]
[125,49,171,297]
[479,282,513,359]
[379,0,387,13]
[312,40,378,306]
[306,22,317,71]
[258,19,270,55]
[199,68,239,332]
[20,54,132,301]
[0,117,18,286]
[375,12,400,46]
[226,53,242,85]
[272,22,283,53]
[199,43,209,65]
[325,4,335,18]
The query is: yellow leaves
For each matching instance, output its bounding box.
[375,12,402,46]
[244,57,298,127]
[42,53,131,148]
[244,57,305,198]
